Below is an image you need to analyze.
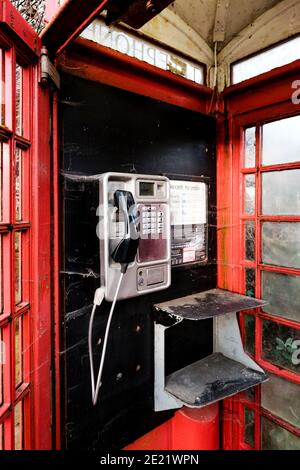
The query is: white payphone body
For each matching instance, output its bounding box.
[99,172,171,301]
[89,172,171,406]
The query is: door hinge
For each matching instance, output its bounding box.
[40,47,60,90]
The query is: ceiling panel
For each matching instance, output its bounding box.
[168,0,283,47]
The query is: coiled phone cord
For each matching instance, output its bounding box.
[88,270,125,406]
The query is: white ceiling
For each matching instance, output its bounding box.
[168,0,283,48]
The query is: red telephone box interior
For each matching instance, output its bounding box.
[0,0,300,451]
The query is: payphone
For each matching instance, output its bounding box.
[99,172,171,301]
[89,173,171,405]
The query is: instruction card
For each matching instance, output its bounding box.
[170,180,208,267]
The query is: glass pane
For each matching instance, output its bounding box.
[262,223,300,269]
[262,169,300,215]
[262,271,300,323]
[245,221,255,261]
[246,268,256,298]
[261,417,300,450]
[232,36,300,84]
[262,374,300,429]
[244,174,255,215]
[244,407,255,447]
[15,64,23,136]
[262,320,300,374]
[15,147,22,221]
[245,314,255,356]
[14,401,23,450]
[244,127,256,168]
[15,317,22,387]
[15,232,22,305]
[262,116,300,166]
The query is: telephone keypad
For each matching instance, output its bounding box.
[141,205,164,237]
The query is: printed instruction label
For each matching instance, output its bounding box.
[170,180,207,226]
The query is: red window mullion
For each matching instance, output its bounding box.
[260,408,300,438]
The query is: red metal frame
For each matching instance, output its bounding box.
[0,1,51,450]
[52,91,61,450]
[42,0,110,56]
[59,37,213,114]
[219,62,300,450]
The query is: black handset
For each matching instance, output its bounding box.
[111,190,140,268]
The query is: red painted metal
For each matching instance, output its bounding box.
[0,0,41,56]
[52,92,61,450]
[41,0,110,56]
[44,0,60,25]
[171,406,219,450]
[125,420,172,451]
[220,61,300,451]
[60,38,212,118]
[30,66,52,450]
[126,406,219,451]
[0,1,51,450]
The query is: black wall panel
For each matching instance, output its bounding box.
[59,74,216,450]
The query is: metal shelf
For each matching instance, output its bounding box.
[165,353,268,408]
[154,288,266,321]
[154,288,268,412]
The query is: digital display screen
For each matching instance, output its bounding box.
[140,182,155,197]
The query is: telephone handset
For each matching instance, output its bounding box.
[111,190,140,271]
[89,173,171,405]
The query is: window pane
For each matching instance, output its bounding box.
[261,417,300,450]
[262,271,300,323]
[15,317,22,387]
[244,127,256,168]
[262,169,300,215]
[14,401,23,450]
[244,174,255,215]
[262,116,300,166]
[244,407,255,447]
[16,64,23,136]
[262,223,300,269]
[15,147,22,221]
[232,36,300,84]
[15,232,22,305]
[246,268,256,298]
[262,320,300,374]
[245,314,255,356]
[245,221,255,261]
[262,374,300,429]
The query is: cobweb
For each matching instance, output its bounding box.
[11,0,46,34]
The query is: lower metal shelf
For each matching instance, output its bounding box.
[165,353,268,408]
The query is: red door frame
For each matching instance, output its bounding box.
[218,59,300,450]
[0,1,52,449]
